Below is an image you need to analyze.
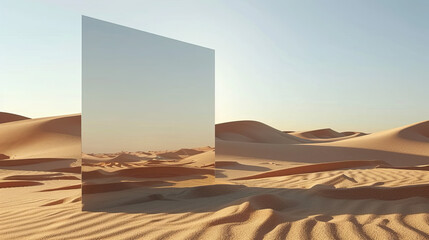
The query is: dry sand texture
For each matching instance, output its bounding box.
[1,113,428,239]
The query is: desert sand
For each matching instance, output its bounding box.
[1,113,428,239]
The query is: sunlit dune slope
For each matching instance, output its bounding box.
[0,114,81,159]
[216,120,310,144]
[322,120,429,156]
[217,120,429,167]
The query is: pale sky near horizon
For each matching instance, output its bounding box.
[1,0,428,133]
[0,0,81,118]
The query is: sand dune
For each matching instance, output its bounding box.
[109,153,146,162]
[3,166,429,239]
[173,148,205,156]
[216,121,429,171]
[156,151,183,159]
[322,120,429,156]
[180,150,215,167]
[0,112,29,124]
[1,114,429,239]
[216,120,310,144]
[0,114,81,159]
[290,128,366,142]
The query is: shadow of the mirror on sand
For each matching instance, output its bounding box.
[215,162,271,172]
[82,183,429,221]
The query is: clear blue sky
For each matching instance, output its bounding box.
[2,0,428,132]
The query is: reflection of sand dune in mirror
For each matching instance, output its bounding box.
[82,147,214,211]
[1,113,429,239]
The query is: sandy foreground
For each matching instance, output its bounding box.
[0,113,428,239]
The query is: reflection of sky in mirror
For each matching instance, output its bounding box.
[82,17,214,153]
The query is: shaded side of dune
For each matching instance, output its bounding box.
[0,112,29,124]
[0,181,43,188]
[216,120,310,144]
[319,184,429,200]
[234,160,387,180]
[0,158,76,167]
[82,181,173,194]
[40,184,81,192]
[217,139,429,166]
[83,166,214,180]
[51,166,81,173]
[4,174,79,181]
[377,165,429,171]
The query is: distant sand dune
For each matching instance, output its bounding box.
[173,148,204,156]
[290,128,366,142]
[180,150,215,167]
[0,112,29,124]
[321,120,429,157]
[216,120,310,144]
[108,153,146,162]
[0,114,80,159]
[217,122,429,168]
[156,151,182,159]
